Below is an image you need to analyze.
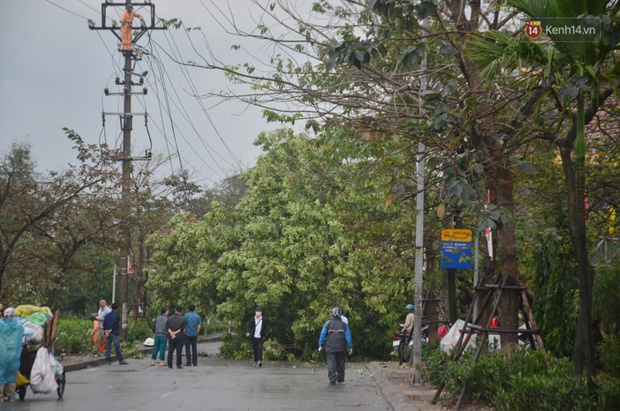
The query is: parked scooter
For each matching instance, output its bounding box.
[392,323,428,365]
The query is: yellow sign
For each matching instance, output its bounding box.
[442,229,472,242]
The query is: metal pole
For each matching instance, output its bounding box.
[473,236,479,320]
[112,264,117,304]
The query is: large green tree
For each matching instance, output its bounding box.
[171,0,572,346]
[470,0,619,380]
[148,128,433,357]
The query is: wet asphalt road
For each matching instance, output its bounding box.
[4,340,390,410]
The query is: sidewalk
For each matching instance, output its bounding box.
[366,361,444,411]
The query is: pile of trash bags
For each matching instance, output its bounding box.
[14,305,54,351]
[439,319,501,353]
[1,304,63,395]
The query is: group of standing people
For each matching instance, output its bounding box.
[150,304,201,369]
[91,300,356,385]
[91,300,127,365]
[93,300,202,369]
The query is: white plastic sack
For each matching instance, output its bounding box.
[50,353,64,376]
[23,321,44,345]
[30,347,58,394]
[439,319,477,353]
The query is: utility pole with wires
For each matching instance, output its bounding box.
[89,1,166,338]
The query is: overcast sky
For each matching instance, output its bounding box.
[0,0,291,187]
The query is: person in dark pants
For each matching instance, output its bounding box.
[245,306,267,367]
[166,305,186,369]
[318,307,353,385]
[104,303,128,365]
[184,304,201,367]
[151,307,169,366]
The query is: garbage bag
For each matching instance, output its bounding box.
[23,321,44,345]
[439,319,477,353]
[28,312,49,327]
[0,318,24,384]
[16,371,29,388]
[15,305,52,318]
[30,347,58,394]
[50,353,64,376]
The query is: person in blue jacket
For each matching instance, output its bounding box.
[318,307,353,385]
[103,303,128,365]
[184,304,201,367]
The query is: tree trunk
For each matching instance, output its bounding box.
[495,161,520,347]
[424,226,440,344]
[457,21,521,347]
[132,240,145,329]
[559,144,596,384]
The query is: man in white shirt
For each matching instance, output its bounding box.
[92,299,111,355]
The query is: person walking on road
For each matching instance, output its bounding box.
[184,304,201,367]
[104,303,128,365]
[92,299,111,355]
[245,306,267,368]
[151,307,169,366]
[166,306,186,369]
[318,307,353,385]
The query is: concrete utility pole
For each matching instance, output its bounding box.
[410,33,428,383]
[89,1,165,338]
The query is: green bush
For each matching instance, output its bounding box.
[263,339,296,361]
[126,322,152,343]
[219,333,252,360]
[598,336,620,378]
[204,317,230,333]
[493,358,595,411]
[420,345,614,410]
[56,318,93,354]
[419,342,446,387]
[596,374,620,410]
[593,260,620,336]
[121,340,144,359]
[56,318,155,355]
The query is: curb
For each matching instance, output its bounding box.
[62,334,222,372]
[366,362,411,411]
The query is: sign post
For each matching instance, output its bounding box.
[441,229,473,269]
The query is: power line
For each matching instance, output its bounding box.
[148,50,225,179]
[152,26,245,171]
[149,38,233,177]
[43,0,89,20]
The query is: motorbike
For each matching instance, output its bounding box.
[392,323,428,365]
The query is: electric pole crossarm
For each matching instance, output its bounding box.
[104,92,147,96]
[88,2,167,31]
[103,112,147,116]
